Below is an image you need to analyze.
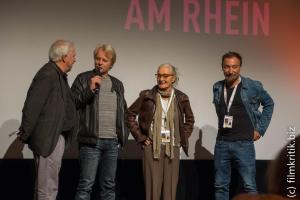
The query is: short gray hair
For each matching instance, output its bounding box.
[157,63,179,87]
[48,40,74,62]
[93,44,116,66]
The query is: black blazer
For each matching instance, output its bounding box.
[20,61,76,157]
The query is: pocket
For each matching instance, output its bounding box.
[216,140,227,146]
[114,138,119,146]
[249,96,259,104]
[248,95,260,111]
[238,140,254,146]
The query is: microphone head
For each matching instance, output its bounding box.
[95,67,103,76]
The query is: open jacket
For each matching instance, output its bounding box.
[71,69,129,147]
[20,61,77,157]
[213,76,274,136]
[126,86,195,156]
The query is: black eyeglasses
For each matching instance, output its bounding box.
[155,74,174,78]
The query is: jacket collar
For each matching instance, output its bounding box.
[218,75,248,90]
[147,86,184,102]
[50,61,68,80]
[240,75,249,90]
[145,86,159,101]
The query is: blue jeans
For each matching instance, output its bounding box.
[214,140,257,200]
[74,138,118,200]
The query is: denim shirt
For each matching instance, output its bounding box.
[213,76,274,136]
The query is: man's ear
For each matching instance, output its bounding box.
[62,55,67,63]
[172,76,176,83]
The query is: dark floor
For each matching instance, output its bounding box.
[0,159,269,200]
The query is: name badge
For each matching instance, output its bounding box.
[161,130,171,143]
[223,115,233,128]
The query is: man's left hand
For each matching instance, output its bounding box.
[253,130,261,141]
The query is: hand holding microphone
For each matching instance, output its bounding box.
[90,68,103,93]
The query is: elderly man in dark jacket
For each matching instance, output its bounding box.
[19,40,77,200]
[127,63,195,200]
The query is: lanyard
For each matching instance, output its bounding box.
[224,77,241,114]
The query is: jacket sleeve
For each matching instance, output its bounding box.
[20,69,55,141]
[182,96,195,137]
[71,75,95,109]
[257,83,274,136]
[119,82,130,146]
[126,92,148,143]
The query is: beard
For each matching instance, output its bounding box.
[225,74,239,85]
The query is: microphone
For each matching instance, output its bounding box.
[94,68,103,94]
[95,68,103,76]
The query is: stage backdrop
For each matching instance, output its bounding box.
[0,0,299,159]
